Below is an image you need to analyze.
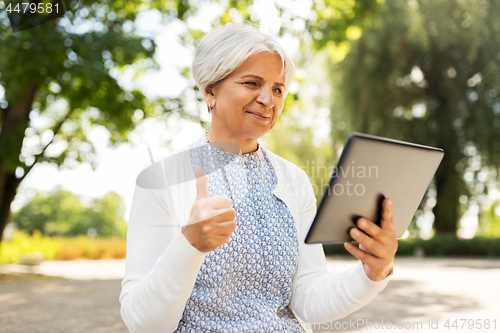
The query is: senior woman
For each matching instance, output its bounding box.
[120,24,398,333]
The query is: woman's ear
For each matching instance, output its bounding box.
[205,84,215,96]
[205,84,214,95]
[203,84,216,115]
[204,84,215,105]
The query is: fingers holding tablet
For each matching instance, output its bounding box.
[348,220,387,257]
[344,197,398,281]
[380,198,396,237]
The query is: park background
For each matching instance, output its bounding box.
[1,0,500,332]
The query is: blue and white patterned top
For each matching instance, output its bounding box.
[174,132,305,333]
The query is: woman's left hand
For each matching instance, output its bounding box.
[344,197,398,281]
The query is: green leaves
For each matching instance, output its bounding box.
[0,1,194,177]
[307,0,383,61]
[326,0,500,235]
[12,187,128,238]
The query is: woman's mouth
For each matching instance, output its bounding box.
[246,111,269,120]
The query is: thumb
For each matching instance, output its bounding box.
[194,166,209,199]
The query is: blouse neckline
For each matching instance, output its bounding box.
[201,131,264,165]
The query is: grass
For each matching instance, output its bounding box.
[0,230,126,265]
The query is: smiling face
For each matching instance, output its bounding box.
[205,52,286,144]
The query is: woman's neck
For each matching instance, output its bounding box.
[207,130,259,155]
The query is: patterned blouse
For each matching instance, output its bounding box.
[174,132,306,332]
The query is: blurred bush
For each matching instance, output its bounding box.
[12,187,127,238]
[323,235,500,257]
[0,229,126,264]
[477,201,500,238]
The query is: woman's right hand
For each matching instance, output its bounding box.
[182,167,237,253]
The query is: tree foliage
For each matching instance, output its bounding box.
[477,201,500,237]
[306,0,384,62]
[0,0,225,243]
[326,0,500,235]
[12,187,127,238]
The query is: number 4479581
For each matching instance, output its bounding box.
[444,319,496,330]
[6,2,59,14]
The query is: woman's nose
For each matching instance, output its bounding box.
[256,86,274,108]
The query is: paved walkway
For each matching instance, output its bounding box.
[1,257,499,333]
[2,258,126,280]
[313,257,500,333]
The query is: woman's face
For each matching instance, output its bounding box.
[206,52,286,141]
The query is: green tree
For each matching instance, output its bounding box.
[325,0,500,235]
[86,191,128,238]
[12,187,127,237]
[305,0,384,62]
[0,0,240,243]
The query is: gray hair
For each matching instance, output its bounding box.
[192,23,295,101]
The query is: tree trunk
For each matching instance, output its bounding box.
[0,173,21,243]
[430,88,462,236]
[433,143,461,235]
[0,79,39,244]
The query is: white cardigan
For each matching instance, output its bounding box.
[119,142,392,333]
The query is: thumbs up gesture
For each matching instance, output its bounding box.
[182,167,237,253]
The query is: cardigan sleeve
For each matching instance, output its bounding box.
[289,169,393,324]
[119,184,207,333]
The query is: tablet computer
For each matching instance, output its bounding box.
[304,132,444,244]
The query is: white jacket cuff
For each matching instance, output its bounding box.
[351,260,393,298]
[157,231,207,284]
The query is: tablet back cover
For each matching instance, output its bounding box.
[304,133,444,244]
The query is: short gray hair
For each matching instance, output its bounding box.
[192,23,295,98]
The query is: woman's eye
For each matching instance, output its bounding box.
[244,81,257,86]
[274,88,283,95]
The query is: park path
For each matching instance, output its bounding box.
[1,257,500,333]
[313,257,500,333]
